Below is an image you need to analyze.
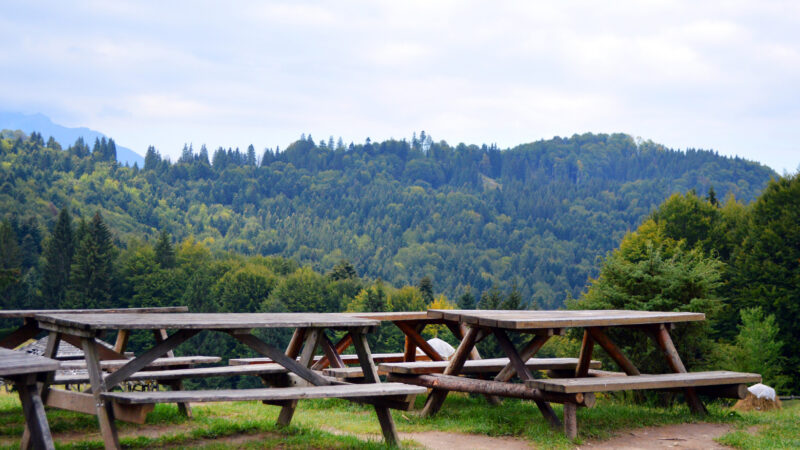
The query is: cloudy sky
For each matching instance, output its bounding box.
[2,1,799,172]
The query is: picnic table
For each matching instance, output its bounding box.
[388,309,761,439]
[0,307,189,357]
[0,348,60,450]
[33,312,425,449]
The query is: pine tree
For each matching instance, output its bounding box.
[418,276,434,304]
[40,208,74,308]
[154,230,176,268]
[457,288,476,309]
[67,212,117,309]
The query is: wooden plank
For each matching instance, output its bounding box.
[232,332,333,387]
[0,306,189,318]
[45,389,154,424]
[113,329,130,354]
[81,336,120,448]
[54,363,291,384]
[525,371,763,394]
[346,311,431,321]
[311,332,352,370]
[58,355,221,370]
[379,357,601,374]
[0,348,60,376]
[102,383,427,404]
[495,334,550,382]
[284,328,306,359]
[59,332,126,361]
[35,312,380,331]
[230,352,425,366]
[427,309,705,329]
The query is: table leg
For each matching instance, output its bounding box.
[113,330,130,354]
[277,328,321,426]
[403,322,425,362]
[352,329,400,446]
[311,332,351,370]
[81,336,121,449]
[21,332,60,450]
[395,321,444,361]
[587,328,641,376]
[575,330,595,377]
[446,323,482,360]
[16,373,55,450]
[420,325,482,417]
[493,329,561,429]
[652,324,707,415]
[152,330,192,417]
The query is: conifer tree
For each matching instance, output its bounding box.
[67,212,117,308]
[41,208,74,307]
[418,276,434,304]
[154,230,176,269]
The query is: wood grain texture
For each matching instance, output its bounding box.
[54,363,292,384]
[0,306,188,318]
[525,371,762,394]
[101,383,426,404]
[34,312,379,331]
[0,348,60,376]
[427,309,705,329]
[230,352,429,366]
[379,357,600,375]
[58,355,220,370]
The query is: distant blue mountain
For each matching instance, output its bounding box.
[0,111,144,167]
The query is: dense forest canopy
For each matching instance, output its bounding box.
[0,130,774,309]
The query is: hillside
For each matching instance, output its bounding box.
[0,131,775,307]
[0,112,144,166]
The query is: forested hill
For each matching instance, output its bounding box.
[0,131,774,307]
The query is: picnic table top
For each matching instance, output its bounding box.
[0,347,60,376]
[344,311,430,321]
[427,309,705,329]
[34,312,380,331]
[0,306,188,318]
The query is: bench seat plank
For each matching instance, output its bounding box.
[58,356,221,371]
[230,352,429,366]
[102,382,427,404]
[0,348,60,376]
[54,363,289,384]
[526,371,762,394]
[379,357,601,375]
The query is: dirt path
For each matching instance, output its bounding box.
[401,431,534,449]
[579,423,733,449]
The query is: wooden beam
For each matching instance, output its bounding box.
[351,329,400,447]
[232,332,332,387]
[81,336,121,449]
[421,325,480,417]
[311,332,352,370]
[104,329,199,389]
[575,330,595,377]
[653,324,707,415]
[494,334,550,382]
[396,321,444,361]
[587,327,640,376]
[0,320,40,349]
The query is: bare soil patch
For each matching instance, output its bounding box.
[579,423,733,449]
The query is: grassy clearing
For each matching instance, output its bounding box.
[0,391,798,448]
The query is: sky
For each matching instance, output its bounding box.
[2,0,799,173]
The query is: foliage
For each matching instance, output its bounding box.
[727,307,790,390]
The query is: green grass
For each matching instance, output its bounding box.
[1,391,798,448]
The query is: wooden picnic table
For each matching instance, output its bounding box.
[33,312,424,449]
[0,348,60,450]
[0,307,188,357]
[404,309,760,439]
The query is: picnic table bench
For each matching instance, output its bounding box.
[404,309,762,439]
[0,348,60,450]
[33,312,426,449]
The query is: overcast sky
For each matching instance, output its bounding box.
[2,1,799,173]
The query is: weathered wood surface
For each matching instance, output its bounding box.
[388,374,596,407]
[0,306,188,318]
[102,383,426,404]
[45,389,155,424]
[526,371,762,394]
[230,352,431,366]
[0,347,60,376]
[54,362,292,384]
[58,355,221,371]
[35,312,379,331]
[344,311,432,322]
[427,309,705,329]
[379,357,601,375]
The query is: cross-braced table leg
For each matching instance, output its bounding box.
[351,328,400,446]
[420,325,484,417]
[649,324,706,414]
[16,373,55,450]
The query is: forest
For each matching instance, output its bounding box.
[1,129,797,392]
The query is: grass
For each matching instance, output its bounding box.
[0,390,798,448]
